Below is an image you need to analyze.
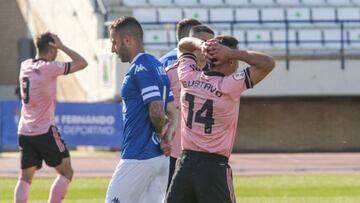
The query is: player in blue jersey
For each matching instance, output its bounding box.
[105,16,178,203]
[159,18,201,68]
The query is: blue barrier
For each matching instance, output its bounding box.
[0,101,124,149]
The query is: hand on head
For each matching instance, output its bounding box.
[202,39,232,66]
[48,33,64,49]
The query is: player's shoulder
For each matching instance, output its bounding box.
[165,60,179,73]
[159,48,177,62]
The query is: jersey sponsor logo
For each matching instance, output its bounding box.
[233,69,245,81]
[134,64,147,74]
[54,61,65,69]
[151,132,161,145]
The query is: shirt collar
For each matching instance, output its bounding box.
[130,52,145,64]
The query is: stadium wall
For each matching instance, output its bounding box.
[0,0,27,99]
[234,97,360,152]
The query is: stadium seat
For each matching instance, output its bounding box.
[199,0,224,6]
[210,8,234,22]
[347,29,360,48]
[233,29,246,45]
[144,30,168,44]
[298,29,323,48]
[286,8,311,21]
[301,0,326,5]
[167,29,177,44]
[183,8,209,22]
[225,0,249,6]
[261,8,285,21]
[148,0,174,7]
[132,8,157,23]
[337,8,360,21]
[271,29,297,49]
[276,0,301,6]
[246,30,272,49]
[250,0,276,6]
[235,8,260,22]
[327,0,352,6]
[174,0,199,6]
[158,8,183,23]
[123,0,148,7]
[323,29,342,48]
[353,0,360,6]
[311,8,336,21]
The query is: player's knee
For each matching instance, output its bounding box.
[64,167,74,180]
[58,166,73,180]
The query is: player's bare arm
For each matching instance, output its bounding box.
[162,101,178,142]
[178,37,205,56]
[148,100,168,134]
[49,33,88,73]
[206,41,275,85]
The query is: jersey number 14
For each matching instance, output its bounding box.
[185,93,215,134]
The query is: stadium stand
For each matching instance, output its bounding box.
[105,0,360,54]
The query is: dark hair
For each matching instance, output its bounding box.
[189,25,215,38]
[215,35,238,49]
[110,16,143,43]
[176,18,201,41]
[35,32,54,53]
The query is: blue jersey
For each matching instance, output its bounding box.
[120,53,174,160]
[159,48,177,68]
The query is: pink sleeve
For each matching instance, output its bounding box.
[222,67,253,100]
[177,53,198,81]
[42,61,71,78]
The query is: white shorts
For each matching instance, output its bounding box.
[105,155,169,203]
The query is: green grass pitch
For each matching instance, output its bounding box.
[1,175,360,202]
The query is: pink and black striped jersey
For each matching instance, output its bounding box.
[18,58,70,136]
[178,53,253,158]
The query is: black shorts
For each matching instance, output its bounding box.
[166,150,236,203]
[167,156,178,191]
[18,126,70,169]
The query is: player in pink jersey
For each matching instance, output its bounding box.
[166,36,275,203]
[14,32,87,203]
[165,24,214,191]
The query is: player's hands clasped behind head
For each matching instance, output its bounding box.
[203,39,232,66]
[49,33,64,49]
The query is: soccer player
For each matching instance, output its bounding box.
[105,16,177,203]
[159,18,201,68]
[165,24,215,190]
[165,36,275,203]
[14,32,88,203]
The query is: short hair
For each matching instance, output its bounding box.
[189,25,215,38]
[176,18,201,41]
[110,16,143,43]
[214,35,238,49]
[35,32,54,53]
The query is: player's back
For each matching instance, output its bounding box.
[178,53,252,157]
[18,58,70,136]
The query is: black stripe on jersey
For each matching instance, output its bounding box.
[179,53,197,63]
[244,67,254,89]
[203,70,225,77]
[64,62,71,75]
